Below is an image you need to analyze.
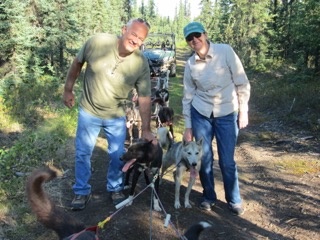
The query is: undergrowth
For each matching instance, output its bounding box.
[249,67,320,134]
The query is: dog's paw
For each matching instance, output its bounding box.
[174,201,181,209]
[184,202,192,208]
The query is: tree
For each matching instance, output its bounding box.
[0,1,14,69]
[1,0,41,80]
[213,0,273,70]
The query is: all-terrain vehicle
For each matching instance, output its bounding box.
[142,33,176,77]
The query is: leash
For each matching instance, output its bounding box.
[96,170,187,239]
[150,181,186,239]
[149,174,158,240]
[97,182,152,229]
[147,172,186,240]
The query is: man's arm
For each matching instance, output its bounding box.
[138,96,156,142]
[63,58,84,108]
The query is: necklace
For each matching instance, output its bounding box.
[111,57,123,74]
[111,49,124,75]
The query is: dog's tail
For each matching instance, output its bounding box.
[26,166,85,239]
[183,221,212,240]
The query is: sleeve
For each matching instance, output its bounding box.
[226,45,251,113]
[135,55,151,97]
[182,60,196,128]
[76,37,93,64]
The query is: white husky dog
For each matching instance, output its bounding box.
[162,138,203,209]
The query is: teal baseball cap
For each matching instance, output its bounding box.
[183,22,205,38]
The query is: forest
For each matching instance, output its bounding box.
[0,0,319,79]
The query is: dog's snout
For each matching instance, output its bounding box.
[192,162,197,167]
[120,148,128,160]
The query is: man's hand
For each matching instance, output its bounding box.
[63,58,83,109]
[183,128,193,142]
[142,130,157,145]
[63,91,75,109]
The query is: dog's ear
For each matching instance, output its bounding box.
[182,138,188,146]
[197,137,203,146]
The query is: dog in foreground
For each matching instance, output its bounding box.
[162,138,203,209]
[26,166,211,239]
[121,139,163,211]
[26,166,98,239]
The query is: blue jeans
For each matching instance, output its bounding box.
[73,107,126,195]
[191,106,242,206]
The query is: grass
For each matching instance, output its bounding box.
[274,158,320,176]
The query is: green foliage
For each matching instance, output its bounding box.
[0,73,78,207]
[249,68,320,133]
[1,0,320,77]
[0,106,78,229]
[1,75,63,126]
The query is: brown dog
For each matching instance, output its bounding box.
[26,166,98,240]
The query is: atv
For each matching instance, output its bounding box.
[141,33,176,77]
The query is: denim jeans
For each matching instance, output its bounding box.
[191,106,242,206]
[73,107,126,195]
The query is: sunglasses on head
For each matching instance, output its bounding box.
[135,18,150,29]
[186,32,202,42]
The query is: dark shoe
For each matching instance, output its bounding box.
[229,204,245,216]
[111,191,126,205]
[199,201,215,211]
[71,194,91,210]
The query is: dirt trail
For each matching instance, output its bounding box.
[24,50,320,240]
[43,117,319,240]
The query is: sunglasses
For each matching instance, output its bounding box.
[186,32,202,42]
[135,18,151,29]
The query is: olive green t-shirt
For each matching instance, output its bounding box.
[77,33,151,118]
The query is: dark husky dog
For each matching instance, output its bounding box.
[154,88,169,107]
[152,88,170,116]
[26,166,98,240]
[157,106,174,139]
[121,139,163,211]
